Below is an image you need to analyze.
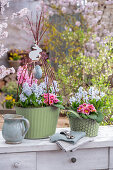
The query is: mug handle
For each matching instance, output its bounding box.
[21,118,30,137]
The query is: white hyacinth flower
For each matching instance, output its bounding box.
[19,93,27,102]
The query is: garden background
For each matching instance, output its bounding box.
[0,0,113,128]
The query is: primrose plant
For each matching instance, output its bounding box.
[69,87,106,123]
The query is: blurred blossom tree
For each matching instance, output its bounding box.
[0,0,30,58]
[35,0,113,89]
[0,0,10,57]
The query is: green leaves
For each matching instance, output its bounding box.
[53,104,65,109]
[67,107,104,123]
[89,99,104,110]
[96,110,104,123]
[67,110,81,118]
[87,114,97,120]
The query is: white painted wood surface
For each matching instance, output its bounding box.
[0,126,113,154]
[0,152,36,170]
[109,148,113,169]
[37,148,108,170]
[0,126,113,170]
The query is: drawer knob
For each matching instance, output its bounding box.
[71,157,76,163]
[13,162,21,168]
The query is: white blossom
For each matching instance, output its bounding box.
[69,96,76,104]
[22,83,32,96]
[19,93,27,102]
[69,86,105,104]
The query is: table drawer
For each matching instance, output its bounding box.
[37,148,108,170]
[0,152,36,170]
[109,148,113,168]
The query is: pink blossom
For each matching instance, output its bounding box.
[54,98,59,103]
[75,21,81,27]
[83,107,90,115]
[9,67,15,74]
[0,65,15,79]
[44,99,48,104]
[61,7,67,13]
[77,105,84,113]
[43,93,48,98]
[83,103,87,107]
[49,94,56,100]
[43,93,59,105]
[105,1,113,5]
[94,37,101,42]
[77,103,96,115]
[49,100,54,105]
[48,11,54,16]
[87,104,96,112]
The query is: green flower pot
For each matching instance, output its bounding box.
[69,117,99,137]
[16,107,60,139]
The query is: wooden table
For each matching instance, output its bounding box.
[0,126,113,170]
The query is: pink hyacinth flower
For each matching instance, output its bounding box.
[54,98,59,103]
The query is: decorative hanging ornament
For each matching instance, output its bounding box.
[29,44,42,61]
[33,65,42,79]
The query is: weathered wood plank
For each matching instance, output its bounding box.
[0,126,113,154]
[0,152,36,170]
[0,109,16,114]
[37,148,108,170]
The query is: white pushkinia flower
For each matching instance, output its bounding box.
[19,93,27,102]
[96,96,101,101]
[22,79,59,102]
[100,92,105,97]
[38,99,42,105]
[78,86,83,93]
[31,83,38,93]
[69,86,105,104]
[69,96,76,104]
[22,82,32,96]
[52,80,59,94]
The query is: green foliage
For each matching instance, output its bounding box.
[2,81,18,99]
[44,6,113,125]
[44,13,89,98]
[46,17,113,124]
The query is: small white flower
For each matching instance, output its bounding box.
[31,83,38,93]
[19,93,27,102]
[96,96,101,101]
[78,86,83,92]
[100,92,105,97]
[69,96,76,104]
[38,99,42,105]
[52,80,59,93]
[22,83,32,96]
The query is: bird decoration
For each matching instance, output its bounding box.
[29,44,42,61]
